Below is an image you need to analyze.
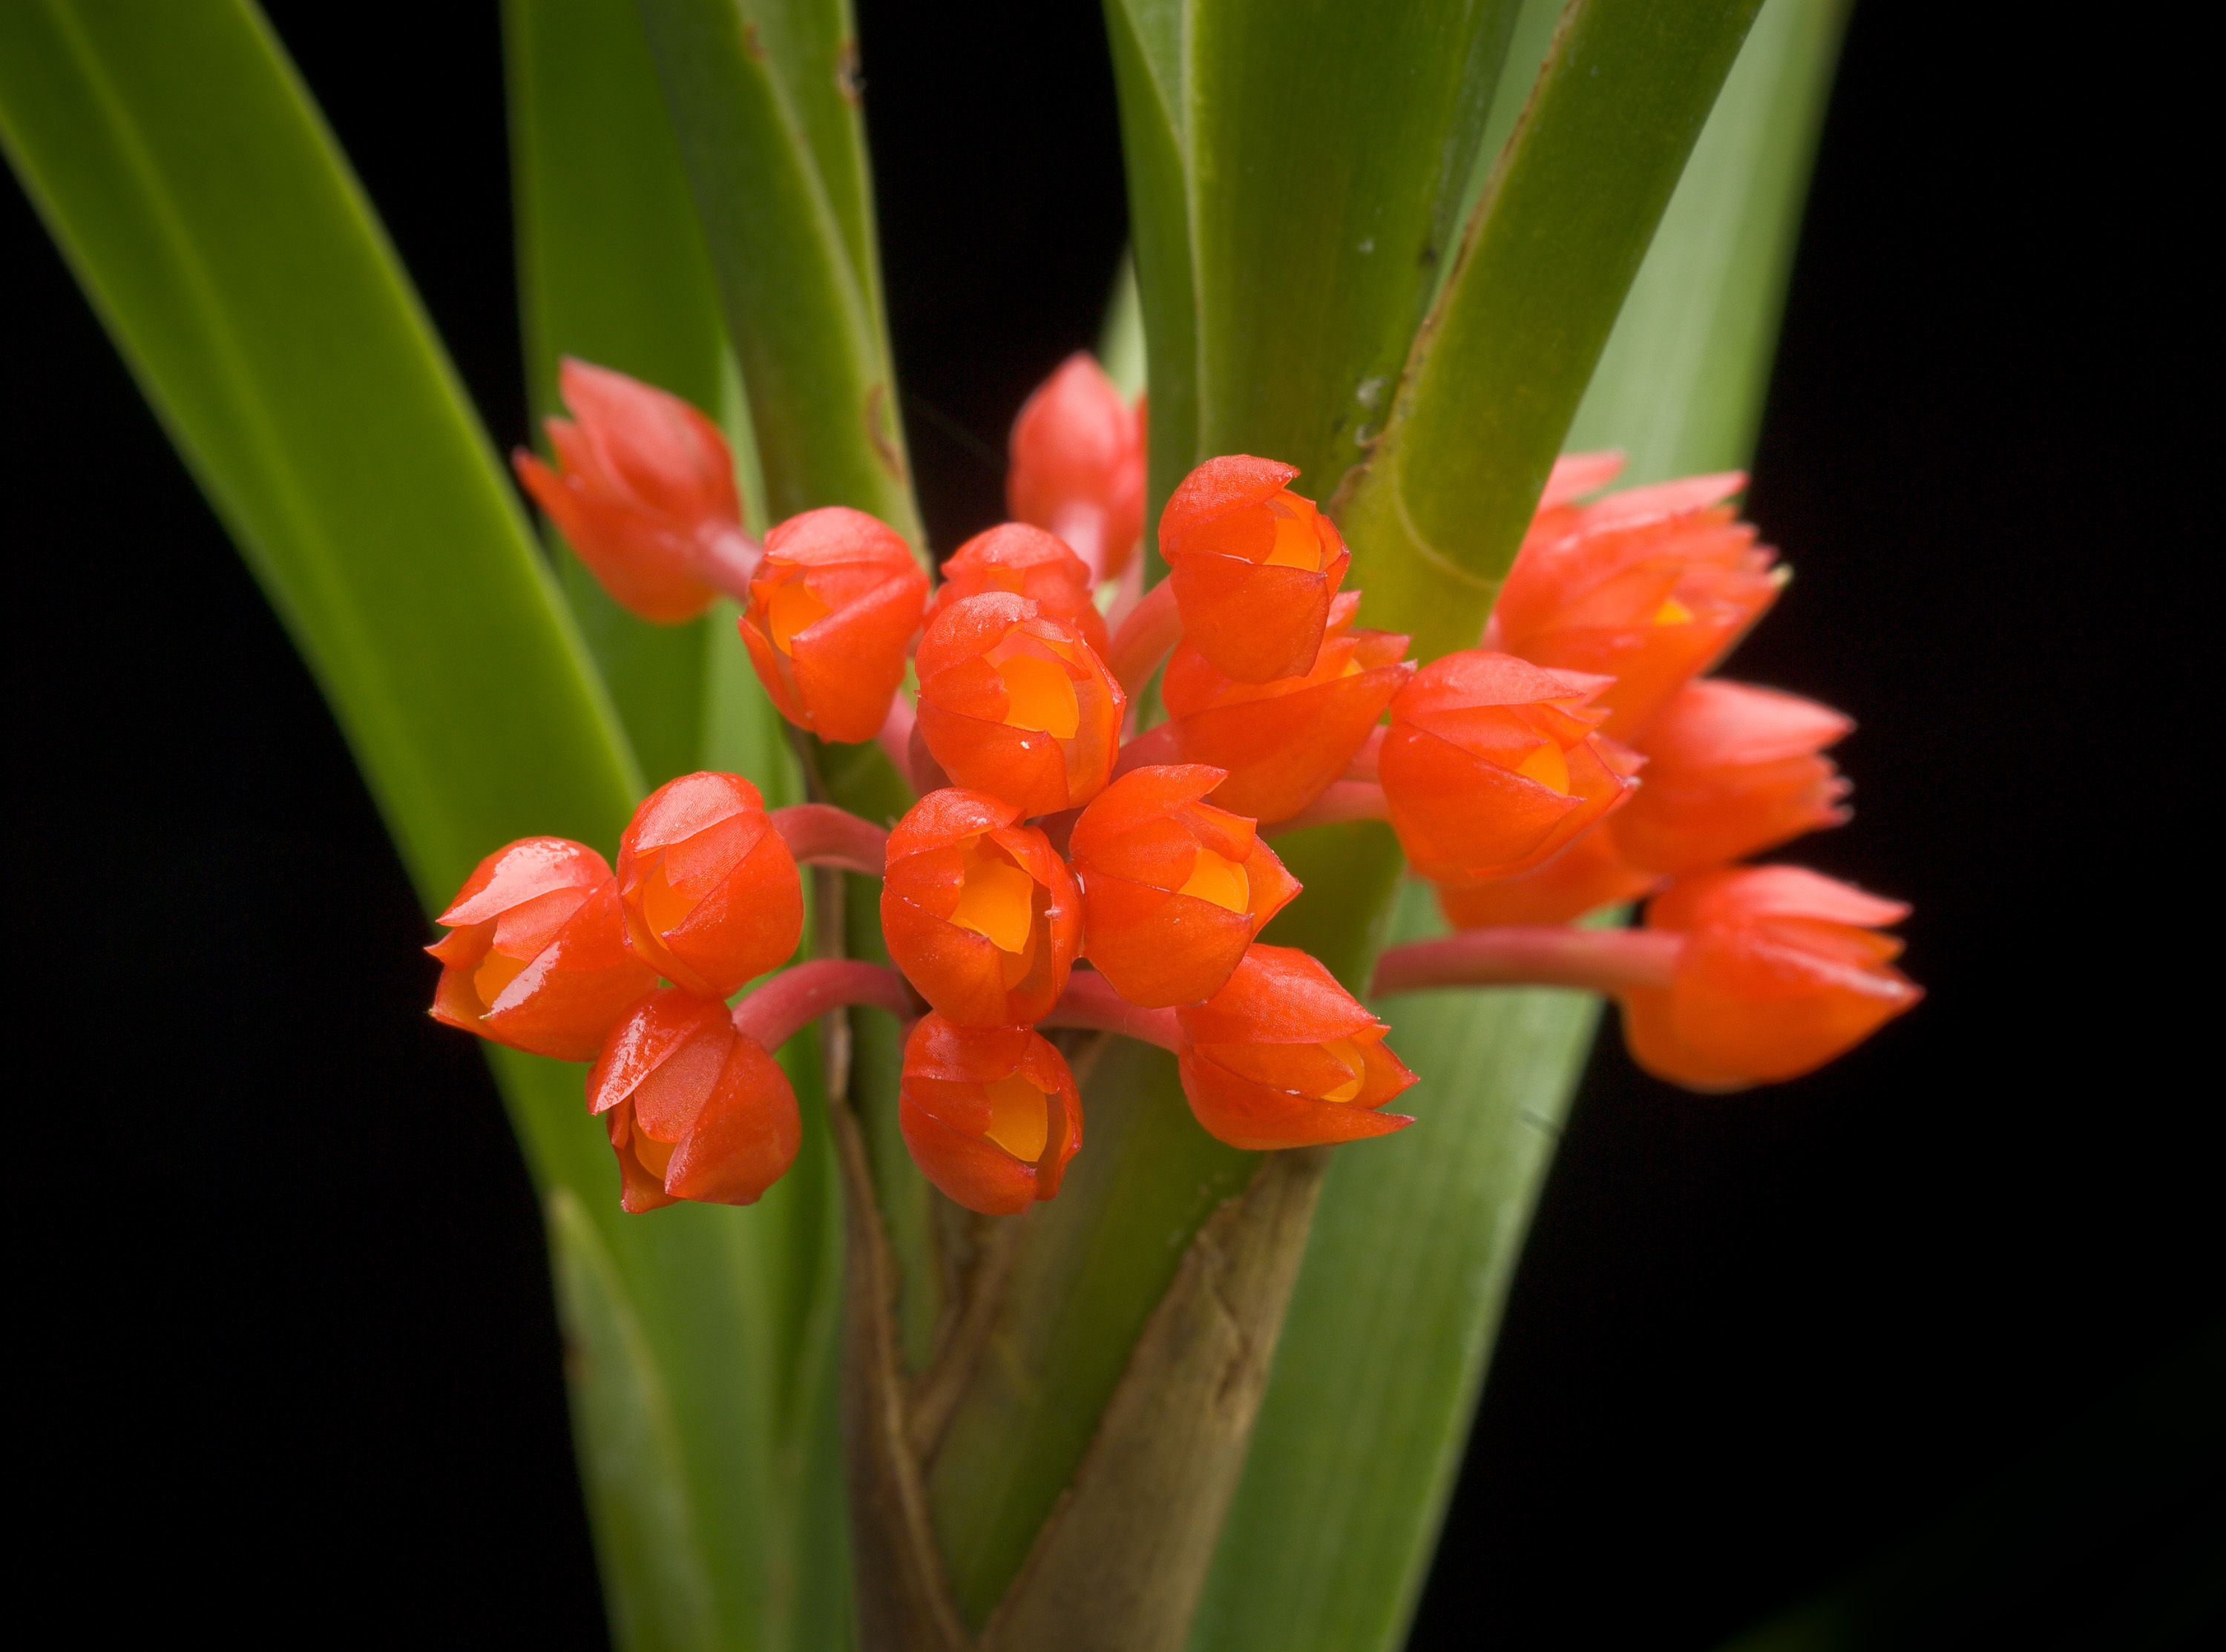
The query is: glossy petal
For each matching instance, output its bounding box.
[588,988,799,1208]
[899,1014,1083,1214]
[914,592,1125,816]
[1160,455,1350,683]
[741,505,928,742]
[427,837,656,1062]
[1381,651,1635,885]
[1437,821,1661,929]
[1491,471,1779,738]
[1006,352,1146,580]
[1611,679,1853,873]
[617,771,803,997]
[1162,592,1412,822]
[586,988,732,1116]
[664,1032,801,1205]
[511,358,734,623]
[1621,866,1920,1090]
[928,521,1109,657]
[1070,764,1300,1007]
[881,789,1082,1026]
[1174,945,1416,1151]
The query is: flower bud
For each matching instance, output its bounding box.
[1490,472,1782,737]
[1436,821,1659,929]
[928,522,1110,659]
[512,358,738,623]
[899,1015,1083,1214]
[617,772,803,998]
[741,506,928,743]
[1068,765,1301,1007]
[1162,592,1411,823]
[1380,651,1636,886]
[428,837,657,1062]
[588,989,800,1211]
[1160,455,1350,683]
[1006,352,1145,581]
[1175,945,1416,1150]
[914,593,1125,817]
[1620,866,1921,1090]
[880,789,1082,1026]
[1610,679,1852,874]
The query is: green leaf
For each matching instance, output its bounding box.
[1188,888,1602,1652]
[634,0,922,544]
[548,1186,724,1652]
[505,0,740,788]
[1192,5,1850,1645]
[497,1033,853,1652]
[925,1039,1255,1627]
[1103,0,1199,551]
[0,0,640,896]
[1098,251,1146,400]
[1336,0,1766,662]
[0,10,853,1646]
[1565,0,1849,481]
[1186,0,1522,497]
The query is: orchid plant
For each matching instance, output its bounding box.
[1,1,1889,1647]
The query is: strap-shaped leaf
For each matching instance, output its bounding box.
[507,0,738,788]
[1187,0,1522,498]
[635,0,922,544]
[0,0,640,895]
[505,10,852,1650]
[924,1039,1255,1627]
[1103,0,1199,542]
[1566,0,1849,479]
[1337,0,1766,661]
[1191,7,1849,1645]
[547,1186,724,1652]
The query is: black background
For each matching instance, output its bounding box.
[8,3,2213,1647]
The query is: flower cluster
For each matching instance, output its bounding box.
[443,357,1917,1219]
[1379,455,1919,1087]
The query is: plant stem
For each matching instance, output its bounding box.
[1042,972,1183,1053]
[1370,924,1679,996]
[773,803,891,874]
[732,958,916,1050]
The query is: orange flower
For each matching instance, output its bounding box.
[1160,592,1411,823]
[1068,765,1302,1007]
[1490,471,1782,738]
[913,593,1125,817]
[1160,455,1350,683]
[1437,821,1659,929]
[899,1015,1083,1214]
[880,789,1082,1026]
[1380,651,1635,886]
[1620,866,1920,1090]
[588,989,800,1212]
[512,358,741,623]
[927,521,1110,659]
[740,506,928,743]
[1006,352,1146,581]
[428,837,657,1062]
[1175,945,1416,1150]
[616,772,803,998]
[1611,679,1853,874]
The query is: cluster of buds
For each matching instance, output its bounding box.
[1372,455,1919,1088]
[448,357,1917,1220]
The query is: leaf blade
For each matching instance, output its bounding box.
[0,0,638,906]
[634,0,922,543]
[1186,0,1523,496]
[1192,7,1851,1645]
[1336,0,1767,661]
